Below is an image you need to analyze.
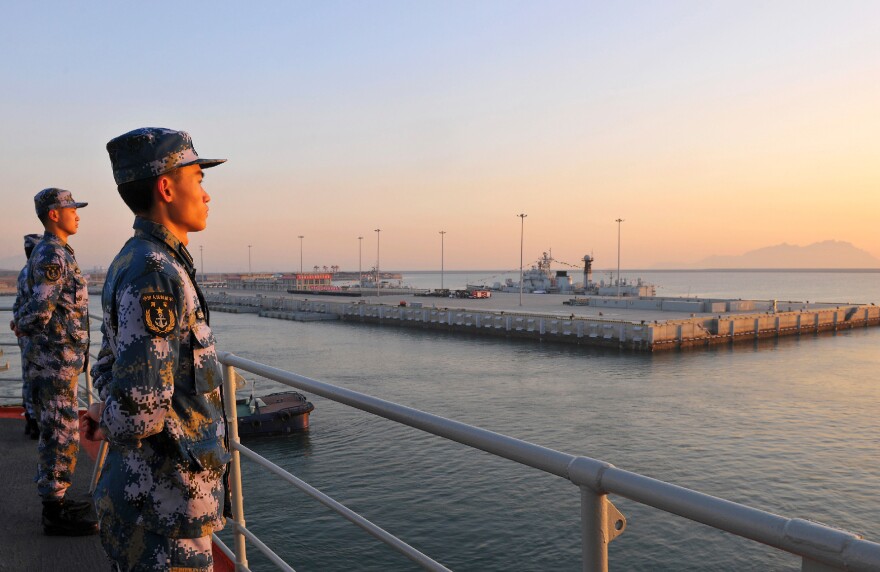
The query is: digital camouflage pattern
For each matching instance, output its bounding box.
[28,363,81,498]
[33,187,88,217]
[14,231,89,499]
[13,233,43,418]
[91,217,229,541]
[16,232,90,371]
[99,507,213,571]
[106,127,226,185]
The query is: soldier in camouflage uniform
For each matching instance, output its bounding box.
[10,233,43,438]
[85,127,230,571]
[13,188,98,536]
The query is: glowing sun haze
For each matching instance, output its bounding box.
[1,1,878,272]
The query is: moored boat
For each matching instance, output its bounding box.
[236,390,315,437]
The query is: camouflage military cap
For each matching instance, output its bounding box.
[34,188,88,217]
[106,127,227,185]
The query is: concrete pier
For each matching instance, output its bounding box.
[205,290,880,352]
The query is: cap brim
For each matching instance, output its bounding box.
[42,201,88,212]
[192,158,227,170]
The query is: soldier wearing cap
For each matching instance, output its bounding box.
[13,188,97,535]
[85,127,230,571]
[10,233,43,439]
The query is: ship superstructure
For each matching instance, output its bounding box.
[494,251,655,296]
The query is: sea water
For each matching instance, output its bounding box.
[210,271,880,571]
[2,271,878,570]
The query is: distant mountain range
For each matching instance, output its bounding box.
[673,240,880,269]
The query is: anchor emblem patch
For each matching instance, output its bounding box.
[43,264,61,282]
[140,292,177,337]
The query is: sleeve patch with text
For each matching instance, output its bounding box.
[140,292,178,337]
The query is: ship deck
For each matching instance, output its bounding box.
[0,409,106,572]
[0,409,236,572]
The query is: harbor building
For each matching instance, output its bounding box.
[224,272,333,292]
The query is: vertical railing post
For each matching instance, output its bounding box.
[84,357,110,495]
[581,487,609,572]
[223,361,248,570]
[84,365,94,406]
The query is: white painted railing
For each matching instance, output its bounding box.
[0,308,880,572]
[215,350,880,572]
[2,305,879,571]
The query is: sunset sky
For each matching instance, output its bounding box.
[1,1,878,272]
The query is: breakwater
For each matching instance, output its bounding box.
[205,291,880,352]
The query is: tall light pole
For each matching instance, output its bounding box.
[439,230,446,290]
[298,235,304,274]
[517,213,527,306]
[358,236,363,289]
[248,245,252,276]
[199,245,204,282]
[615,218,624,297]
[374,229,381,297]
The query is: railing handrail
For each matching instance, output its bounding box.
[2,303,878,570]
[218,357,453,571]
[217,350,880,572]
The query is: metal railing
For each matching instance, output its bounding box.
[3,305,879,570]
[216,351,880,572]
[0,307,105,489]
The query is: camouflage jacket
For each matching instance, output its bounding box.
[91,217,229,538]
[15,232,89,370]
[12,263,29,351]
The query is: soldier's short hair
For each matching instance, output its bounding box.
[118,176,158,215]
[117,169,189,215]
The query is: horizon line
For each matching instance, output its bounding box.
[5,267,880,275]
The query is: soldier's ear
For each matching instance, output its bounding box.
[155,174,174,204]
[47,209,60,223]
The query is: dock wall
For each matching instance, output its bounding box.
[205,293,880,352]
[568,296,761,313]
[339,303,655,350]
[651,306,880,349]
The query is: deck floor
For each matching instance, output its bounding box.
[0,414,108,572]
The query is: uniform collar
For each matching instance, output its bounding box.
[43,231,75,256]
[133,217,195,270]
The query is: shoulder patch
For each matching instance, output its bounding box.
[140,292,178,337]
[43,264,61,282]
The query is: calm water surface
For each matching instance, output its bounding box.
[2,271,878,570]
[211,271,880,571]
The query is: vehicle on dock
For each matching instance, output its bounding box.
[236,389,315,437]
[415,288,492,299]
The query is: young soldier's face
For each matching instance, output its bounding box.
[54,207,80,237]
[168,165,210,234]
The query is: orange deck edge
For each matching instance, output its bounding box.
[0,405,25,419]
